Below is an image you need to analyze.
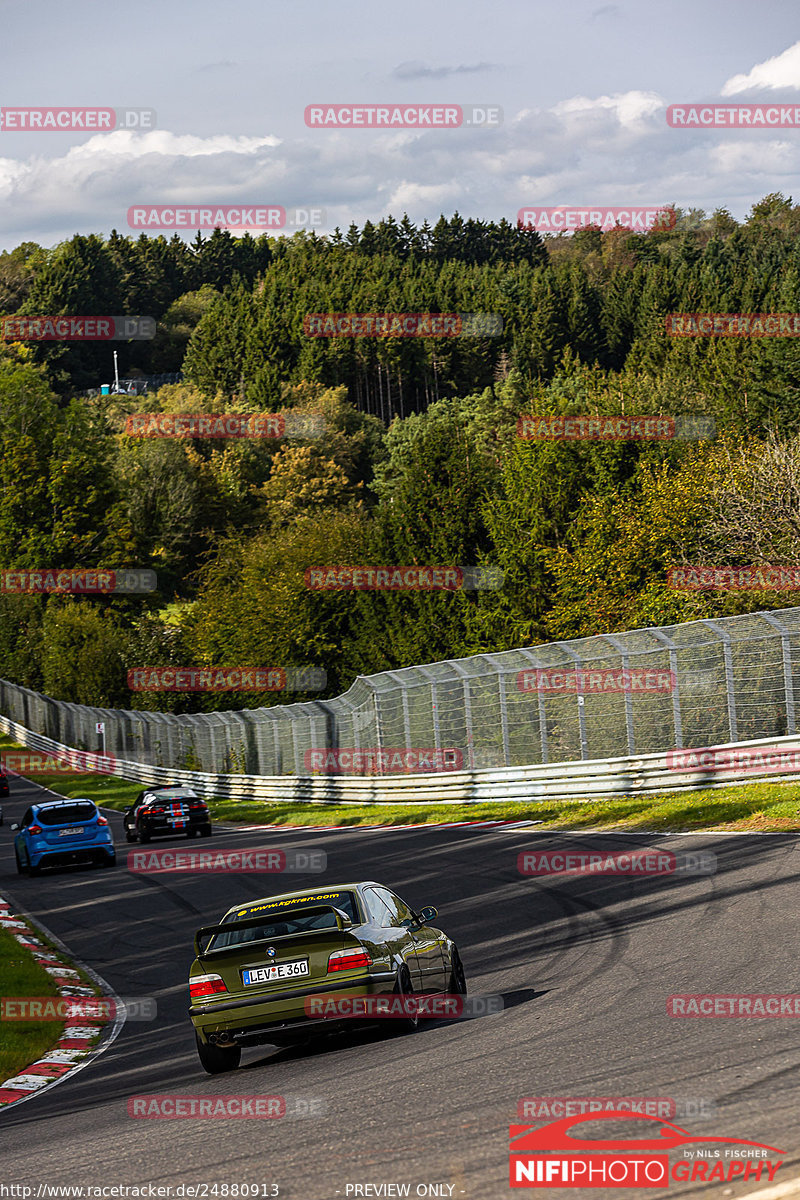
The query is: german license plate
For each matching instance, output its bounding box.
[58,827,84,836]
[242,960,309,986]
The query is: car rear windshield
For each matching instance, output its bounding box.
[209,891,359,950]
[37,803,97,825]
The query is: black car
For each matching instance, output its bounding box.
[123,784,212,842]
[0,763,9,799]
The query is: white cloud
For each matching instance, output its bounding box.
[722,41,800,95]
[66,131,281,160]
[0,86,790,250]
[551,91,663,126]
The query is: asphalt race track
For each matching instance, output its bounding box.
[1,773,800,1199]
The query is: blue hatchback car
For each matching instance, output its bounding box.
[12,799,116,875]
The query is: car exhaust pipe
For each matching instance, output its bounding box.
[208,1033,238,1047]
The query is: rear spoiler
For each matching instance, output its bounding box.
[194,904,352,958]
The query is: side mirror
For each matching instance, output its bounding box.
[10,823,19,831]
[417,905,438,924]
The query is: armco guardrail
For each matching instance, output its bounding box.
[2,711,800,804]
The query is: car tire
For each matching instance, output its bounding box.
[187,828,198,838]
[101,856,117,868]
[14,848,24,875]
[27,854,41,877]
[139,827,151,843]
[449,946,467,995]
[195,1032,241,1075]
[391,965,419,1034]
[125,827,137,843]
[200,825,212,838]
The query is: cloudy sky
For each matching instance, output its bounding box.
[1,0,799,251]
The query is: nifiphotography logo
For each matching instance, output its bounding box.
[508,1110,784,1188]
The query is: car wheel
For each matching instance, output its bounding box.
[101,856,117,868]
[14,847,24,875]
[195,1032,241,1075]
[449,946,467,995]
[26,853,41,877]
[391,965,419,1034]
[187,828,198,838]
[125,827,137,843]
[200,825,212,838]
[139,826,151,843]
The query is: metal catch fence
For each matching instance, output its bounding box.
[0,607,798,776]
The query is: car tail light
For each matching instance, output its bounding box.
[189,801,208,810]
[327,948,372,972]
[97,816,109,826]
[27,824,43,835]
[149,806,165,815]
[189,974,228,999]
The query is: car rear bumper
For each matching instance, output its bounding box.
[32,846,115,868]
[141,818,210,836]
[190,972,396,1044]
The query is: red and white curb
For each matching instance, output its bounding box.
[0,894,123,1111]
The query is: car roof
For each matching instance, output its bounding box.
[144,782,197,793]
[142,787,198,798]
[222,882,380,921]
[34,797,97,809]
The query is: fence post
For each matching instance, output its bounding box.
[758,611,796,736]
[416,666,441,752]
[603,634,635,755]
[448,663,474,770]
[385,671,413,750]
[517,650,550,764]
[556,645,589,760]
[484,654,513,767]
[700,619,738,743]
[649,628,683,749]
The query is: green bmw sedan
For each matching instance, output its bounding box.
[189,881,467,1073]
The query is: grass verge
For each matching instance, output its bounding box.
[1,731,800,832]
[0,925,63,1080]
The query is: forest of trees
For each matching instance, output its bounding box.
[2,194,800,711]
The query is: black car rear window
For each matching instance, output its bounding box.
[37,803,97,825]
[209,890,359,950]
